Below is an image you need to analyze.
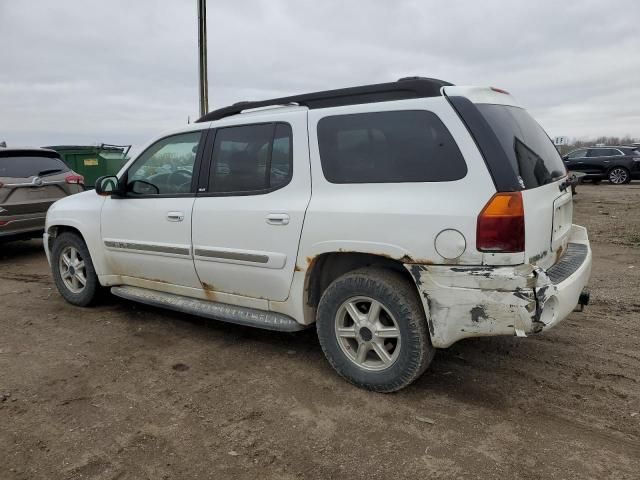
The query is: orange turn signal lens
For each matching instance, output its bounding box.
[480,192,523,217]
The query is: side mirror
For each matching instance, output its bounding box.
[129,179,160,195]
[95,175,121,196]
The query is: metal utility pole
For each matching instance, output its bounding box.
[197,0,209,117]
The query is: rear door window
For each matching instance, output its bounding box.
[476,105,566,189]
[566,149,587,159]
[317,110,467,183]
[208,122,293,194]
[588,149,615,157]
[0,156,69,178]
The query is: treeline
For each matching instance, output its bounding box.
[569,136,639,148]
[558,136,639,154]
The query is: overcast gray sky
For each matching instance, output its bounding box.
[1,0,639,150]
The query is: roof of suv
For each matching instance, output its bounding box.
[197,77,453,123]
[588,146,638,151]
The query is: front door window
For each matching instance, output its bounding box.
[126,131,202,195]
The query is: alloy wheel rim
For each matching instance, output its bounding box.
[59,246,87,294]
[334,296,401,371]
[610,168,628,184]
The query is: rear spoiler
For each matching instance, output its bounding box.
[0,148,62,159]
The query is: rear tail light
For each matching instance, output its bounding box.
[65,174,84,185]
[477,192,525,252]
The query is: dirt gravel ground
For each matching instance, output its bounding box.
[1,183,639,479]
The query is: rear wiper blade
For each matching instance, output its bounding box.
[37,168,63,176]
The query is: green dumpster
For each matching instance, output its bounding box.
[44,144,131,188]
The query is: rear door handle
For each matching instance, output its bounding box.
[167,211,185,222]
[266,213,290,225]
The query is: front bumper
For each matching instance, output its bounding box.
[406,224,592,348]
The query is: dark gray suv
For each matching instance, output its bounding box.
[562,146,640,184]
[0,148,84,241]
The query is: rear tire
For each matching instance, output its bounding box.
[51,232,100,307]
[608,167,630,185]
[316,268,434,392]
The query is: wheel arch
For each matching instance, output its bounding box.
[47,224,86,251]
[302,251,425,324]
[46,221,107,277]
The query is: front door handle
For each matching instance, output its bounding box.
[167,211,185,222]
[266,213,290,225]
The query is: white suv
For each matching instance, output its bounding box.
[44,78,592,392]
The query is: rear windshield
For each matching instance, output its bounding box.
[477,105,566,189]
[0,156,69,178]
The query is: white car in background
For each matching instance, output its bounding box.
[44,78,592,392]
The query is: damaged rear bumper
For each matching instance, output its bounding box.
[406,224,592,348]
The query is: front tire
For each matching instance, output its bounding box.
[316,268,434,392]
[608,167,630,185]
[51,232,100,306]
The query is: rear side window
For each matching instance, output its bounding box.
[588,149,611,157]
[477,105,566,189]
[209,122,293,194]
[317,110,467,183]
[0,156,69,178]
[588,148,624,157]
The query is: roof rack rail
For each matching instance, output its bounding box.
[196,77,453,123]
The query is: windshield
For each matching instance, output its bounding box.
[0,156,69,178]
[477,105,566,189]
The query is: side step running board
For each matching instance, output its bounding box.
[111,286,308,332]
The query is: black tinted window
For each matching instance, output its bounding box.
[0,156,69,178]
[588,149,615,157]
[210,123,293,193]
[317,110,467,183]
[270,124,293,189]
[477,105,566,189]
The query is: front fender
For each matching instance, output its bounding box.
[45,191,108,276]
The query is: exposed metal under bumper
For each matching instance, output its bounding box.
[111,285,308,332]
